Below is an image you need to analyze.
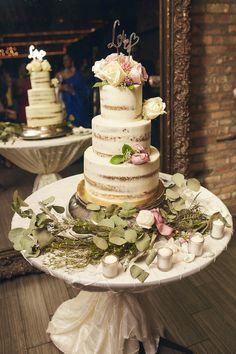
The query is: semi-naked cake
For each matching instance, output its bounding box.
[25,58,64,128]
[82,51,166,207]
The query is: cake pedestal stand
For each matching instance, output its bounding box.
[20,124,72,140]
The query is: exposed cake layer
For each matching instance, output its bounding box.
[92,115,151,156]
[84,146,160,206]
[30,71,50,89]
[25,103,63,127]
[100,85,142,121]
[28,88,56,105]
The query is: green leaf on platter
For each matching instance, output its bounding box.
[127,85,135,90]
[135,234,151,252]
[41,196,55,205]
[86,203,101,211]
[32,229,55,248]
[124,229,137,243]
[109,226,125,239]
[93,81,107,88]
[172,173,185,187]
[122,144,134,157]
[8,228,26,251]
[20,236,37,255]
[172,199,186,211]
[166,188,179,201]
[110,155,125,165]
[90,210,106,224]
[52,205,65,214]
[109,236,127,245]
[121,202,136,211]
[187,178,201,192]
[93,235,108,250]
[13,190,28,207]
[145,249,158,266]
[36,213,49,228]
[105,204,118,217]
[110,215,128,228]
[99,218,115,228]
[130,264,149,283]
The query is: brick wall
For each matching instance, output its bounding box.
[190,0,236,207]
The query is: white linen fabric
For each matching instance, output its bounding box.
[11,173,233,354]
[0,132,91,191]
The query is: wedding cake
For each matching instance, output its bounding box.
[82,51,166,207]
[25,46,64,128]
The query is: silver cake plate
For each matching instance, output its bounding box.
[21,124,72,140]
[68,179,166,219]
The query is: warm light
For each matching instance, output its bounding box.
[0,46,18,57]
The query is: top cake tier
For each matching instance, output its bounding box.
[30,71,51,89]
[100,85,142,121]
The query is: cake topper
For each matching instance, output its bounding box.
[28,45,46,61]
[107,19,139,57]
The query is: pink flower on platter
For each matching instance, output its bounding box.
[131,152,150,165]
[133,143,146,153]
[129,63,148,84]
[151,208,173,237]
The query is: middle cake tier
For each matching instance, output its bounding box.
[92,115,151,156]
[84,145,160,206]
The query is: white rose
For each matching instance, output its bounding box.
[41,59,51,71]
[51,78,59,87]
[26,62,32,72]
[92,59,107,81]
[142,97,166,120]
[31,60,42,72]
[136,210,155,229]
[102,61,126,86]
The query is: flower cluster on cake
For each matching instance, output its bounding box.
[25,45,64,128]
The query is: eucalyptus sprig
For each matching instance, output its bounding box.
[110,144,134,165]
[0,122,23,143]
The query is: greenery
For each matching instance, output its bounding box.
[8,173,230,282]
[0,122,23,143]
[110,144,134,165]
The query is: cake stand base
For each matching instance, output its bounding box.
[21,124,72,140]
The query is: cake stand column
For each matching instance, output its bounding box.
[32,173,62,192]
[47,290,162,354]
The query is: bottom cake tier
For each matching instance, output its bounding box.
[83,146,160,206]
[25,103,64,127]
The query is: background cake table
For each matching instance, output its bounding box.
[11,173,233,354]
[0,132,91,192]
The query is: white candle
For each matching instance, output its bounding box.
[102,255,119,278]
[211,219,225,239]
[157,247,173,271]
[188,233,204,256]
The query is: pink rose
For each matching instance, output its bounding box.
[105,53,119,63]
[151,208,173,237]
[133,143,145,153]
[129,63,148,84]
[131,153,150,165]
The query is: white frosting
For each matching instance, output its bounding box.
[92,115,151,156]
[100,85,142,121]
[30,71,50,88]
[84,146,160,206]
[26,103,63,127]
[28,88,56,105]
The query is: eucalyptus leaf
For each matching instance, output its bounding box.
[172,199,186,211]
[99,218,115,228]
[166,189,179,201]
[52,205,65,214]
[93,81,107,88]
[110,155,125,165]
[13,190,28,207]
[172,173,185,187]
[121,202,136,211]
[110,215,128,227]
[135,234,151,252]
[109,226,125,239]
[32,229,55,248]
[90,210,106,224]
[105,204,117,217]
[41,196,55,205]
[124,229,137,243]
[36,213,49,228]
[130,264,149,283]
[86,203,101,211]
[8,228,26,251]
[109,236,127,245]
[93,235,108,250]
[145,249,157,266]
[187,178,201,192]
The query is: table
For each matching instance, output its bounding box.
[0,132,91,191]
[11,174,233,354]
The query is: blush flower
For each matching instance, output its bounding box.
[133,143,146,153]
[136,210,155,229]
[151,208,173,237]
[131,153,150,165]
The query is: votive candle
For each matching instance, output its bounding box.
[157,247,173,271]
[211,219,225,239]
[188,233,204,256]
[102,255,119,278]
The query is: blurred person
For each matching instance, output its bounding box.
[57,54,90,127]
[14,62,30,123]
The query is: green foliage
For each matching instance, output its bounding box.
[92,81,108,88]
[0,122,23,143]
[110,155,125,165]
[130,264,149,283]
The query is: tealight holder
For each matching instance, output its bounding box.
[188,233,204,256]
[211,219,225,239]
[157,247,173,271]
[102,255,119,278]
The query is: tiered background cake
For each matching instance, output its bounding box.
[26,51,64,128]
[83,53,165,207]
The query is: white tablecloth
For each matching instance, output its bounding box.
[0,133,91,191]
[11,174,233,354]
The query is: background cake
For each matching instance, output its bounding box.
[83,52,165,207]
[25,52,64,128]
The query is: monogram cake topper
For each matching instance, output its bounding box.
[107,19,139,57]
[28,45,46,61]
